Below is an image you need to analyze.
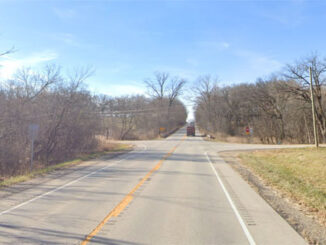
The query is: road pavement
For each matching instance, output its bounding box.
[0,127,307,244]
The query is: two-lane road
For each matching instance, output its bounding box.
[0,128,306,244]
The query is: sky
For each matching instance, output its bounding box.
[1,0,326,118]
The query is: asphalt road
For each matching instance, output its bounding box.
[0,127,307,244]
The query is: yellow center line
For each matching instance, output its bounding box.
[81,135,186,244]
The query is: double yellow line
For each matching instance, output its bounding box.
[82,136,186,244]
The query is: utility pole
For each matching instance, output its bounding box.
[309,67,319,148]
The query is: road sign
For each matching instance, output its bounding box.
[28,123,39,140]
[245,127,250,135]
[28,124,39,172]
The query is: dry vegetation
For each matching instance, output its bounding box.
[0,65,100,178]
[0,48,187,181]
[97,72,187,140]
[0,140,132,188]
[195,54,326,144]
[238,148,326,227]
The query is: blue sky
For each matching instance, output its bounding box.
[1,0,326,117]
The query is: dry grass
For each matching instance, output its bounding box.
[205,132,262,144]
[0,142,133,188]
[238,148,326,226]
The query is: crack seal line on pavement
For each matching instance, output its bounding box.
[81,135,186,245]
[205,152,256,245]
[0,145,147,217]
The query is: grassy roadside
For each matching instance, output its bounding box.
[0,143,133,188]
[198,128,261,144]
[238,148,326,226]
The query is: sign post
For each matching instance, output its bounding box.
[28,124,39,172]
[159,127,166,137]
[245,127,250,135]
[245,126,253,143]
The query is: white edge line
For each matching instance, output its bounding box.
[0,145,147,216]
[205,152,256,245]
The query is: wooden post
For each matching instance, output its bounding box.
[309,67,319,148]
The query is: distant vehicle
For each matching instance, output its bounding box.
[187,125,195,136]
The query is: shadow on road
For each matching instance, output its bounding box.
[0,223,140,244]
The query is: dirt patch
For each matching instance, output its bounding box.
[220,151,326,245]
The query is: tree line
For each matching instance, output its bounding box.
[97,72,187,140]
[195,54,326,144]
[0,55,187,178]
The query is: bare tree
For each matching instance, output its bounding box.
[97,94,187,140]
[249,78,289,141]
[193,76,219,132]
[194,75,314,143]
[144,72,169,99]
[282,54,326,142]
[145,72,186,104]
[0,63,188,179]
[0,65,100,176]
[144,72,187,134]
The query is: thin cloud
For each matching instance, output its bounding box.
[257,1,305,27]
[91,84,146,97]
[198,41,231,51]
[105,63,132,74]
[53,7,77,20]
[0,50,58,79]
[221,42,230,49]
[51,33,81,47]
[152,65,199,81]
[186,58,199,67]
[235,49,283,76]
[260,12,303,27]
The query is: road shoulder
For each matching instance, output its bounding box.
[207,151,307,245]
[0,149,132,214]
[220,151,326,245]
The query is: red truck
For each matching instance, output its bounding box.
[187,125,195,136]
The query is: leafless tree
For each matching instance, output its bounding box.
[144,72,169,99]
[0,65,100,177]
[282,54,326,142]
[97,94,187,140]
[144,72,187,134]
[194,72,316,144]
